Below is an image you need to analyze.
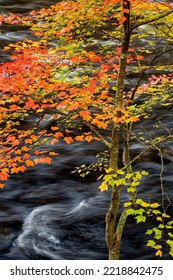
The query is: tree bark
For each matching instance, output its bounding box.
[105,0,131,260]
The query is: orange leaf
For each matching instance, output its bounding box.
[23,153,30,159]
[54,132,63,138]
[22,146,30,151]
[19,166,26,172]
[85,135,93,142]
[31,135,38,140]
[0,172,9,181]
[12,139,20,147]
[64,137,73,144]
[75,135,84,141]
[129,116,139,122]
[34,158,42,164]
[25,139,33,144]
[51,138,58,145]
[26,160,35,167]
[14,150,22,155]
[11,167,20,174]
[136,55,144,60]
[51,126,58,131]
[113,117,123,124]
[9,104,19,111]
[79,110,91,122]
[118,15,127,24]
[0,183,4,188]
[42,157,52,164]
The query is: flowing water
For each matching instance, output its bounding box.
[0,0,173,260]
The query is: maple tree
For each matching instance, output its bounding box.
[0,0,173,259]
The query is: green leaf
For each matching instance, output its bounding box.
[152,210,162,215]
[124,201,132,207]
[162,212,171,218]
[158,224,164,229]
[127,187,136,193]
[147,240,156,248]
[126,208,135,216]
[134,208,145,215]
[146,229,153,235]
[168,232,173,238]
[135,215,146,223]
[141,170,149,176]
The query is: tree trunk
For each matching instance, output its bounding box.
[105,0,131,260]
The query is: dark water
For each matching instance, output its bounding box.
[0,0,173,260]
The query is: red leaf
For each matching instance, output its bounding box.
[9,104,19,111]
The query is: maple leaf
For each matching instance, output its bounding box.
[51,126,58,131]
[85,135,93,142]
[49,152,58,156]
[21,146,30,151]
[12,139,20,147]
[23,153,30,159]
[26,160,35,167]
[75,135,84,141]
[101,64,110,71]
[11,167,20,174]
[0,172,9,181]
[129,116,139,122]
[54,132,63,138]
[25,139,33,144]
[64,137,73,144]
[51,138,58,145]
[155,250,162,257]
[136,55,144,60]
[24,99,39,109]
[99,182,108,192]
[18,166,26,172]
[42,157,52,164]
[79,110,91,122]
[9,104,19,111]
[34,158,42,164]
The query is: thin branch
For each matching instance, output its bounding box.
[83,120,111,148]
[122,135,173,171]
[131,9,173,30]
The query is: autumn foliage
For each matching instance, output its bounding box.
[0,0,173,259]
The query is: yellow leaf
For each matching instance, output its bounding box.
[117,169,125,175]
[99,182,108,192]
[49,152,58,156]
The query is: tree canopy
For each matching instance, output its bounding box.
[0,0,173,259]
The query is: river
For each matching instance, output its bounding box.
[0,0,173,260]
